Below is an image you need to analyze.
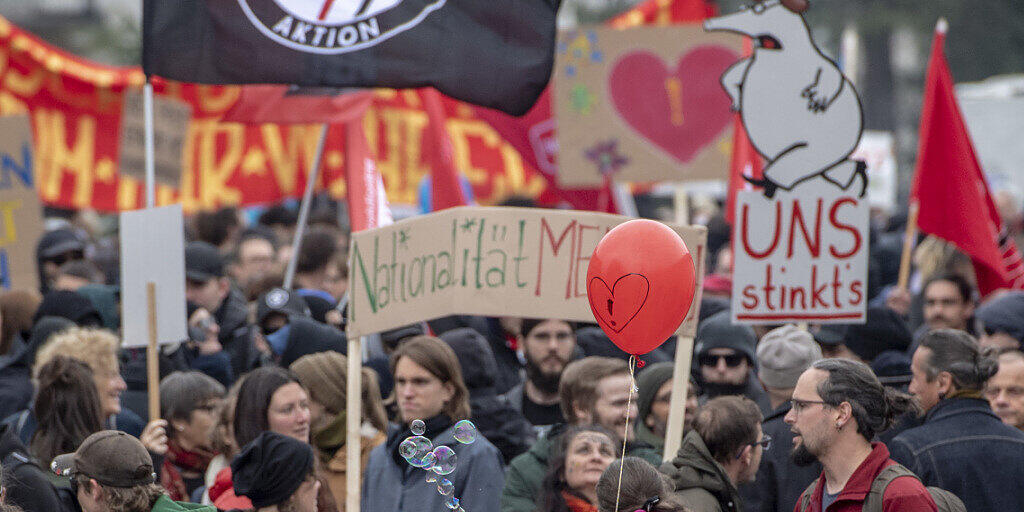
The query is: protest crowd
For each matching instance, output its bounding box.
[0,191,1020,512]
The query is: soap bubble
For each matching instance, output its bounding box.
[410,419,426,436]
[437,478,454,496]
[453,420,477,444]
[400,435,432,465]
[445,496,461,510]
[430,446,458,475]
[410,450,436,469]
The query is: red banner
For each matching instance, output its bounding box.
[0,16,545,212]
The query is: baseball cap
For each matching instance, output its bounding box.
[50,430,155,488]
[256,287,311,326]
[37,228,86,260]
[185,241,225,282]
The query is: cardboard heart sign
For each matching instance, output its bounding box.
[587,219,697,355]
[608,46,737,164]
[588,273,650,333]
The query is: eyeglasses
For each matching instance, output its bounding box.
[49,250,84,266]
[698,353,746,368]
[752,434,772,450]
[789,398,829,414]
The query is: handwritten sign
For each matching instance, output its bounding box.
[554,26,741,186]
[119,91,191,186]
[731,182,869,324]
[0,115,43,291]
[347,206,706,338]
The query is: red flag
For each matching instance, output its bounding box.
[725,39,763,226]
[420,88,469,211]
[911,21,1024,295]
[473,0,716,213]
[344,120,392,232]
[221,85,373,124]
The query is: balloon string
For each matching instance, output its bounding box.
[615,355,638,512]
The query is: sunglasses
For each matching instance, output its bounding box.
[49,250,84,266]
[698,353,746,368]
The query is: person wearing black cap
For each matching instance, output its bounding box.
[813,306,913,365]
[52,430,215,512]
[185,241,258,378]
[976,291,1024,352]
[693,311,770,414]
[35,227,87,293]
[229,432,319,512]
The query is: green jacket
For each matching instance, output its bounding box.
[501,426,662,512]
[150,494,217,512]
[659,430,741,512]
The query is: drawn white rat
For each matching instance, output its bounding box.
[704,0,866,198]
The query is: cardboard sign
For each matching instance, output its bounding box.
[347,206,706,338]
[0,115,43,291]
[554,26,741,186]
[119,91,191,186]
[120,205,188,347]
[731,182,869,323]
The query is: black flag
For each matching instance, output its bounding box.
[142,0,560,116]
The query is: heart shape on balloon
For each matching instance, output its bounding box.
[588,273,650,333]
[608,45,737,164]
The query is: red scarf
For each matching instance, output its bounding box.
[160,440,216,501]
[562,491,599,512]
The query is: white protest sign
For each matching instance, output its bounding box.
[120,205,187,347]
[732,182,869,324]
[347,206,706,338]
[851,131,897,211]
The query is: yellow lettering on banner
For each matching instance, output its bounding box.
[260,124,321,195]
[95,158,115,182]
[3,61,43,98]
[117,177,139,211]
[188,119,242,209]
[446,119,542,202]
[196,85,240,115]
[0,49,7,79]
[0,92,28,114]
[375,107,427,205]
[33,110,96,208]
[0,199,19,246]
[157,185,175,206]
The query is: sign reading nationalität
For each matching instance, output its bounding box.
[346,207,706,338]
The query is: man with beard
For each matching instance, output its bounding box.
[910,274,977,348]
[786,359,936,512]
[695,311,771,414]
[502,319,577,437]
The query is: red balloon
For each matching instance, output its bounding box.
[586,219,696,355]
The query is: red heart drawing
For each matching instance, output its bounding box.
[608,46,738,164]
[587,273,650,333]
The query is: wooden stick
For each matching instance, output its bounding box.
[674,185,689,225]
[147,282,159,423]
[346,335,362,512]
[662,335,695,463]
[897,202,919,291]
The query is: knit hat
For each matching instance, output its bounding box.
[33,290,103,327]
[694,310,757,365]
[635,362,675,425]
[231,432,315,509]
[439,327,498,391]
[756,325,822,389]
[289,351,348,415]
[976,291,1024,346]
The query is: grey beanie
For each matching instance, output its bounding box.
[756,325,822,389]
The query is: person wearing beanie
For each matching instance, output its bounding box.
[693,311,770,414]
[633,362,699,458]
[977,291,1024,352]
[813,307,913,364]
[289,352,388,504]
[230,432,319,512]
[738,325,822,512]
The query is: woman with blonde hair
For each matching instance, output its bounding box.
[361,335,505,512]
[290,351,388,503]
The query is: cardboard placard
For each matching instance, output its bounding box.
[0,115,43,291]
[554,26,741,187]
[347,206,706,338]
[120,205,188,347]
[731,183,869,324]
[119,91,191,186]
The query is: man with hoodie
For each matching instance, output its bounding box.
[633,362,699,459]
[500,356,661,512]
[660,396,765,512]
[739,325,823,512]
[184,241,258,378]
[694,311,771,414]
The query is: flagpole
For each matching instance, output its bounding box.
[283,123,330,289]
[897,201,919,291]
[144,80,156,208]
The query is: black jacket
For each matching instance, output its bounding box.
[279,316,346,368]
[216,288,259,378]
[0,317,76,420]
[738,402,822,512]
[0,424,68,512]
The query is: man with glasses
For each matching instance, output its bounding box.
[786,359,936,512]
[661,396,766,512]
[694,311,771,414]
